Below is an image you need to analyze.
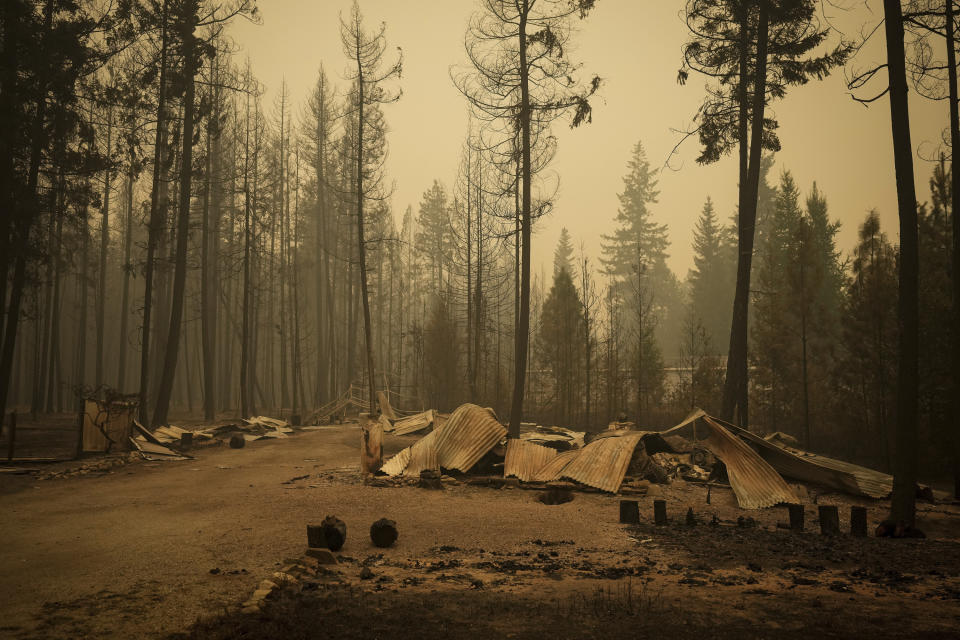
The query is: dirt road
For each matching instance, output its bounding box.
[0,427,637,638]
[2,425,959,639]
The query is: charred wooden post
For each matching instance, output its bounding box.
[653,499,667,525]
[307,524,326,548]
[180,431,193,449]
[291,413,301,426]
[818,505,840,535]
[788,503,804,531]
[229,433,245,449]
[685,507,696,526]
[370,518,398,548]
[850,506,868,537]
[321,515,347,551]
[619,500,639,524]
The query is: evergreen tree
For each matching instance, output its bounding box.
[835,211,897,467]
[416,179,452,293]
[601,140,682,360]
[752,171,843,446]
[553,227,574,276]
[688,196,735,354]
[536,266,584,425]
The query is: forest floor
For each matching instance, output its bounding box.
[1,422,959,639]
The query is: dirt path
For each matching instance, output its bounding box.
[0,427,636,638]
[2,425,959,639]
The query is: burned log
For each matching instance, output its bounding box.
[229,433,245,449]
[321,515,347,551]
[370,518,398,548]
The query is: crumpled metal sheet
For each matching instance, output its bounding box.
[406,430,439,476]
[391,410,434,436]
[504,439,557,482]
[433,404,506,473]
[379,446,410,476]
[533,450,579,482]
[700,416,799,509]
[720,418,893,499]
[560,431,645,493]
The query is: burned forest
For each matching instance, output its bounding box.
[2,1,960,638]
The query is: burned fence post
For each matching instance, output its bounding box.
[788,503,805,531]
[818,505,840,535]
[850,506,868,537]
[686,507,697,526]
[619,500,640,524]
[307,524,326,548]
[180,431,193,449]
[321,515,347,551]
[370,518,398,548]
[419,469,442,490]
[653,499,667,526]
[229,433,245,449]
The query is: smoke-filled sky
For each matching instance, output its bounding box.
[231,0,949,279]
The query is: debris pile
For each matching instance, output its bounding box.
[374,404,926,511]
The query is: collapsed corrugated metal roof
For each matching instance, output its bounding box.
[699,416,799,509]
[560,432,644,493]
[717,417,893,499]
[390,410,434,436]
[433,404,507,472]
[406,430,439,476]
[380,446,410,476]
[533,450,579,482]
[504,439,557,482]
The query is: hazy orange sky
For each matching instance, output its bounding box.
[231,0,949,278]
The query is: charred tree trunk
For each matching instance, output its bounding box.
[96,103,113,390]
[722,1,768,426]
[509,2,531,439]
[152,3,198,427]
[884,0,919,528]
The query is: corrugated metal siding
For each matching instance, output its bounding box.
[391,410,434,436]
[406,430,439,476]
[701,416,799,509]
[533,450,579,482]
[560,432,644,493]
[433,404,507,472]
[713,416,892,498]
[380,446,410,476]
[504,439,557,482]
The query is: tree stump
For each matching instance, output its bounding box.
[419,469,442,490]
[321,515,347,551]
[229,433,245,449]
[307,524,326,548]
[685,507,696,526]
[788,503,804,531]
[818,505,840,535]
[370,518,398,548]
[619,500,639,524]
[653,499,667,526]
[850,506,868,537]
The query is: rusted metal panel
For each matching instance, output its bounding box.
[504,439,557,482]
[720,418,892,498]
[560,432,644,493]
[406,430,439,476]
[433,404,506,473]
[380,446,410,476]
[533,450,579,482]
[391,410,434,436]
[700,416,799,509]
